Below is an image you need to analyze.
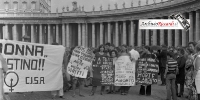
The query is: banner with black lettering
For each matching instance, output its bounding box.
[92,56,114,86]
[114,56,136,86]
[136,54,159,85]
[67,46,94,78]
[1,40,65,92]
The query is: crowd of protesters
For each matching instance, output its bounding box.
[2,35,199,100]
[58,41,200,100]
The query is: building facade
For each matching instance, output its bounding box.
[0,0,51,13]
[0,0,199,48]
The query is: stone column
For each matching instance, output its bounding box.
[13,24,18,41]
[82,23,86,46]
[130,21,134,46]
[55,24,59,43]
[62,24,65,46]
[100,22,103,45]
[107,22,111,43]
[3,24,9,39]
[48,24,51,44]
[175,29,179,47]
[39,24,43,43]
[196,10,200,42]
[31,24,35,43]
[152,29,157,45]
[22,24,25,37]
[189,12,193,42]
[78,23,81,46]
[145,29,149,45]
[182,13,186,46]
[85,23,88,47]
[160,29,164,45]
[123,21,126,45]
[66,23,70,47]
[168,29,172,46]
[138,28,142,46]
[92,23,95,47]
[115,22,119,46]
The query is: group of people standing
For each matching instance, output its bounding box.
[156,42,200,100]
[60,41,200,100]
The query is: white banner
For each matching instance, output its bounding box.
[67,46,94,78]
[115,56,135,86]
[139,19,190,29]
[1,40,65,92]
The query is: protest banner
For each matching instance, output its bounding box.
[0,40,65,92]
[136,55,159,85]
[67,46,94,78]
[92,56,114,86]
[114,56,135,86]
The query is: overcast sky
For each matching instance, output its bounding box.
[51,0,169,13]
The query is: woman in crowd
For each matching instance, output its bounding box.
[175,48,186,97]
[139,46,156,96]
[107,50,118,94]
[185,42,197,99]
[118,45,131,95]
[90,45,108,96]
[193,43,200,100]
[70,46,85,98]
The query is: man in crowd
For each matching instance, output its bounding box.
[165,52,178,100]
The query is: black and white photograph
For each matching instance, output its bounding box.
[0,0,200,100]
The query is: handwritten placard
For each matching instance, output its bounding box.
[114,56,135,86]
[92,56,114,86]
[67,46,94,78]
[136,55,159,85]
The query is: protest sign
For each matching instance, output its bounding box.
[67,46,94,78]
[136,54,159,85]
[92,56,114,86]
[0,40,65,92]
[114,56,135,86]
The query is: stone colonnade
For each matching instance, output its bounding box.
[0,11,199,47]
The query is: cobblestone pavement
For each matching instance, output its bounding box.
[8,81,189,100]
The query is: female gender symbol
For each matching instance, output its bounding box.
[4,71,19,92]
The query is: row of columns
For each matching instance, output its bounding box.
[0,10,199,47]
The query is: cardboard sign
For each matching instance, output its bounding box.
[136,54,159,85]
[67,46,94,78]
[114,56,136,86]
[92,56,114,86]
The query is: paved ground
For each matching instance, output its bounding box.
[7,78,189,100]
